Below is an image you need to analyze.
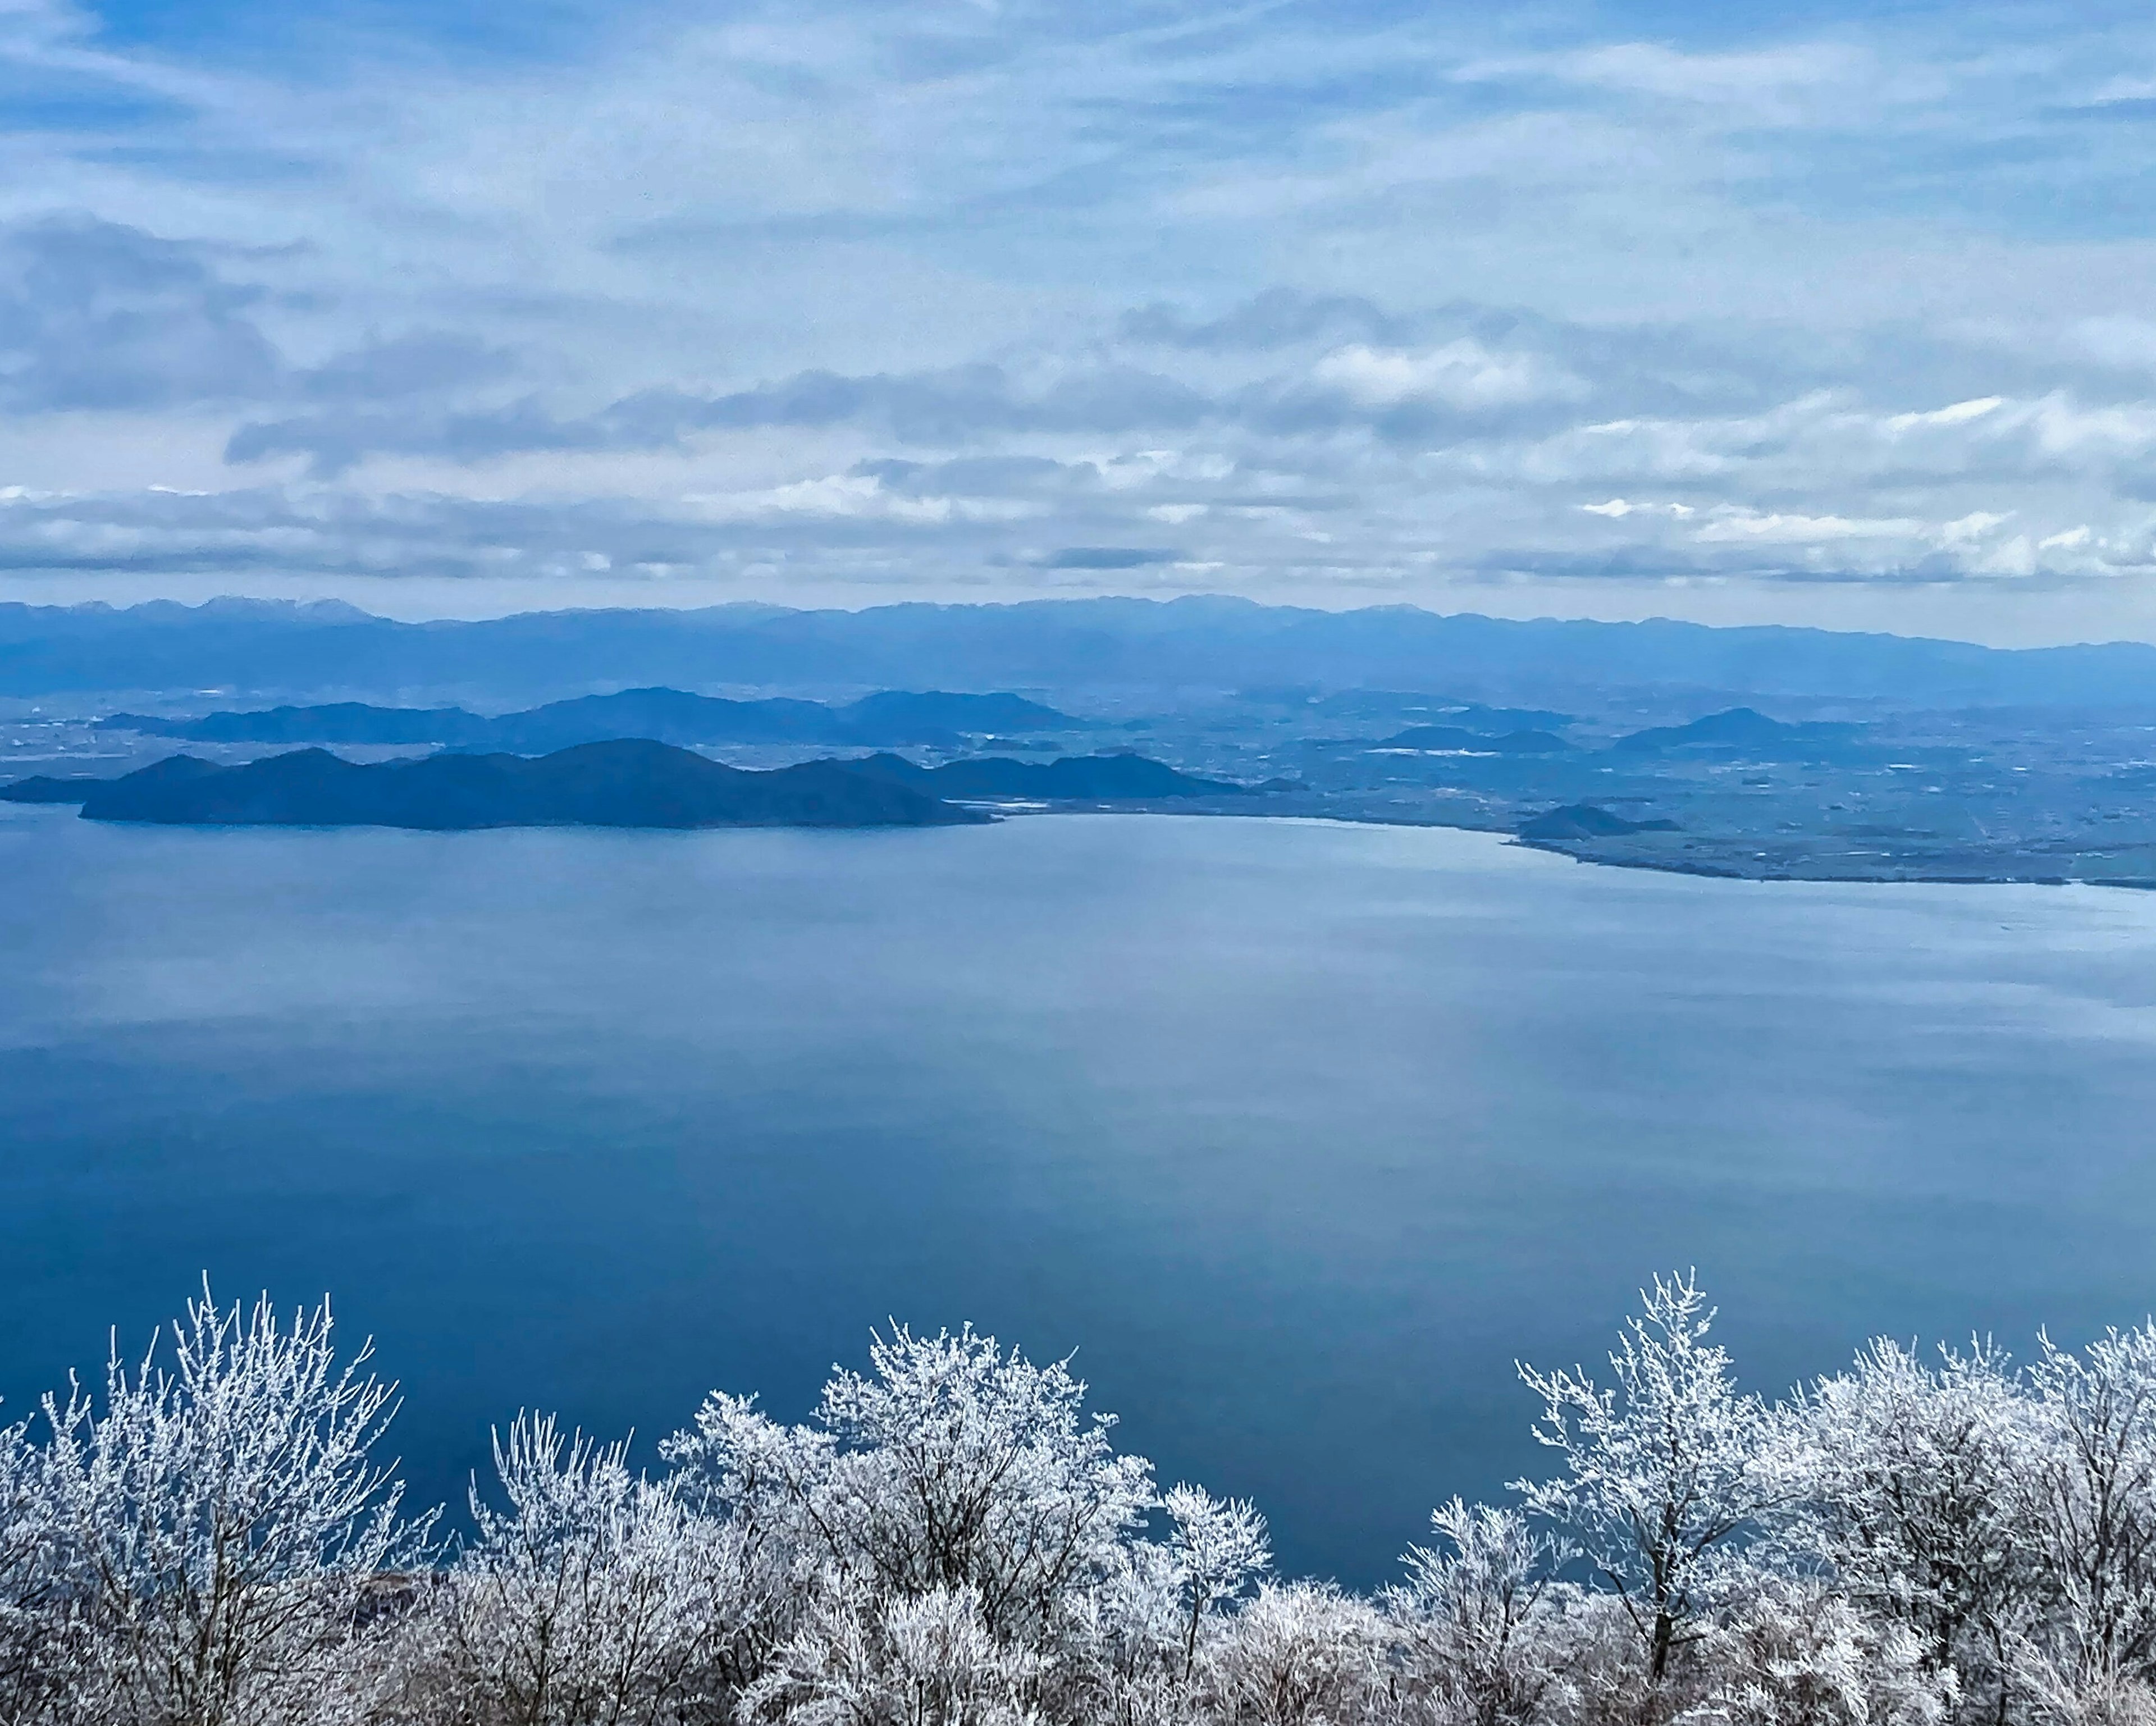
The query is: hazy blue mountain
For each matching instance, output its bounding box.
[848,752,1249,800]
[478,690,862,751]
[1610,706,1863,757]
[97,687,1082,751]
[102,702,495,745]
[1517,804,1681,842]
[76,741,986,830]
[12,596,2156,709]
[7,754,225,805]
[0,774,113,803]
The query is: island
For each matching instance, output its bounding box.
[66,741,990,830]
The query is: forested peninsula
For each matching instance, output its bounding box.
[0,739,1247,830]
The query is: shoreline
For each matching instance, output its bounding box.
[15,788,2155,890]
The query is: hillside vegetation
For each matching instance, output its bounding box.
[1,1274,2149,1725]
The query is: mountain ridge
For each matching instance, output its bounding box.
[7,596,2156,708]
[70,741,989,831]
[96,688,1081,751]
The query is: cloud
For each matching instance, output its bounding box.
[1307,340,1586,410]
[296,331,520,404]
[1116,289,1400,352]
[4,1,2156,633]
[0,214,281,410]
[1040,546,1179,569]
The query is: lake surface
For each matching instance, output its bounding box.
[5,806,2156,1583]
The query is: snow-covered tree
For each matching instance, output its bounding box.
[1677,1579,1954,1726]
[38,1277,2156,1726]
[32,1284,431,1726]
[1386,1499,1575,1726]
[426,1410,757,1725]
[0,1406,74,1724]
[1162,1487,1271,1676]
[2017,1325,2156,1705]
[664,1326,1157,1651]
[1514,1272,1782,1688]
[1782,1337,2034,1709]
[742,1577,1048,1726]
[1195,1582,1387,1726]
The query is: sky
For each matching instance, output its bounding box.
[4,0,2156,640]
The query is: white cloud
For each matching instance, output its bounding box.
[1309,340,1585,409]
[1579,498,1693,519]
[1885,397,2003,431]
[1692,508,1922,546]
[0,1,2152,634]
[1539,40,1871,113]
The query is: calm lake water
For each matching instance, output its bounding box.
[5,805,2156,1582]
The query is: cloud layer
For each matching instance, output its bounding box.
[4,0,2156,636]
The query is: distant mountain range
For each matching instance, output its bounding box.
[7,595,2156,709]
[4,742,1243,829]
[97,688,1080,751]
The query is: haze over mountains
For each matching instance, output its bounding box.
[98,688,1079,751]
[9,596,2156,710]
[11,595,2156,881]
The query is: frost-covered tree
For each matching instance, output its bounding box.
[426,1411,758,1726]
[1514,1272,1782,1688]
[1162,1487,1271,1676]
[2017,1325,2156,1706]
[31,1285,431,1726]
[663,1326,1157,1652]
[0,1406,74,1724]
[1782,1337,2034,1710]
[1195,1582,1387,1726]
[43,1276,2156,1726]
[1678,1579,1954,1726]
[1386,1499,1574,1726]
[742,1577,1048,1726]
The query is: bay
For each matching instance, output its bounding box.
[3,803,2155,1582]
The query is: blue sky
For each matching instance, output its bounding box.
[4,0,2156,639]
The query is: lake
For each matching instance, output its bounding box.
[4,804,2156,1583]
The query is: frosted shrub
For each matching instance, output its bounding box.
[424,1412,757,1726]
[2009,1657,2156,1726]
[1195,1581,1388,1726]
[1673,1579,1953,1726]
[1163,1487,1272,1675]
[742,1577,1047,1726]
[32,1285,430,1726]
[1385,1499,1576,1726]
[0,1409,74,1724]
[1052,1536,1192,1726]
[1515,1272,1783,1688]
[664,1325,1158,1650]
[2011,1325,2156,1712]
[36,1274,2156,1726]
[1783,1338,2035,1713]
